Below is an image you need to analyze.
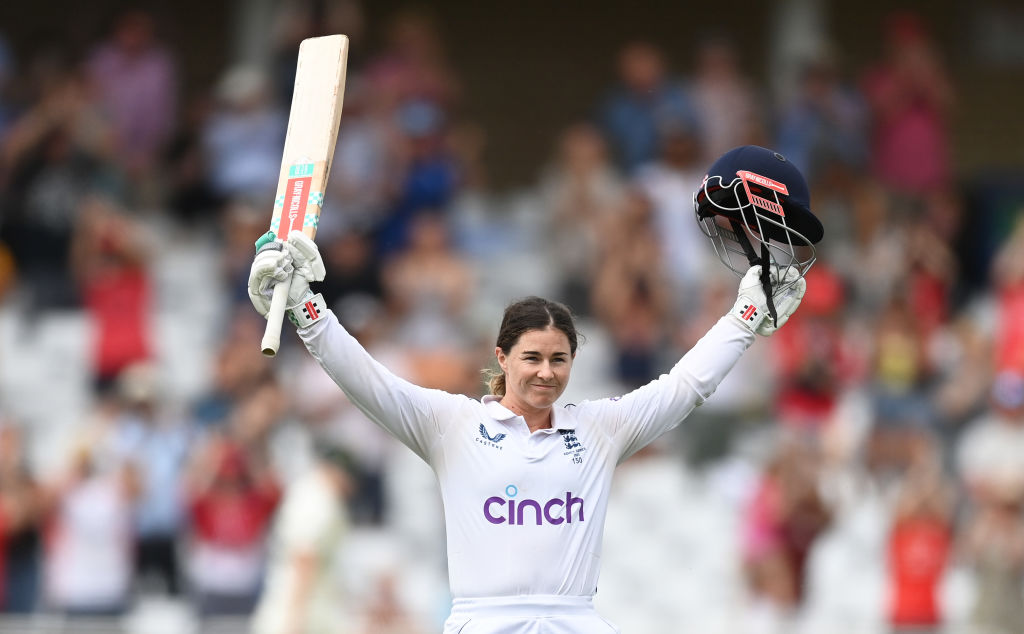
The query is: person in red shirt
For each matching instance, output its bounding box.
[71,197,152,391]
[886,453,952,633]
[184,431,280,617]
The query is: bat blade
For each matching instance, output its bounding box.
[261,34,349,357]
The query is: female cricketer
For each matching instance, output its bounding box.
[248,145,823,633]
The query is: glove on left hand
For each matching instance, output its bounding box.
[729,265,806,336]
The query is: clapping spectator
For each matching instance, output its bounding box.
[43,432,138,616]
[70,196,153,391]
[886,444,953,633]
[861,12,954,198]
[184,424,280,617]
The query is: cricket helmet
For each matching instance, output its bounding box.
[694,145,822,280]
[694,145,823,322]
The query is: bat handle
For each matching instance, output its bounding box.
[261,277,294,357]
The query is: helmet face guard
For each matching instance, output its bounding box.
[692,146,824,325]
[694,170,818,290]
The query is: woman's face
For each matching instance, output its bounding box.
[496,327,573,415]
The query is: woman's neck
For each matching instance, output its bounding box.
[501,397,552,433]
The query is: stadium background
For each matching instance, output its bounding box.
[0,0,1022,632]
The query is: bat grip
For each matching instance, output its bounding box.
[261,277,294,357]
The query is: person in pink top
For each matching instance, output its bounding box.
[861,12,955,197]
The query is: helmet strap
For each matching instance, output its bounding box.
[728,218,779,325]
[758,242,778,326]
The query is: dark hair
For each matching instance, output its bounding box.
[484,297,579,396]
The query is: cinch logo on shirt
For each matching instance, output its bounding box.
[483,484,585,526]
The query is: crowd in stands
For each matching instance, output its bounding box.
[0,4,1021,633]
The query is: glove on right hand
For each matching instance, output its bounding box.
[247,230,326,319]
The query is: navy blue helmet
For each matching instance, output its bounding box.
[694,145,823,281]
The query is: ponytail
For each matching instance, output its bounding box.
[482,368,506,396]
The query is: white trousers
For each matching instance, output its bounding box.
[442,595,620,634]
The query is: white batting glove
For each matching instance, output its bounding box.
[728,265,806,336]
[247,230,326,319]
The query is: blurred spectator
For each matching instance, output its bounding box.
[192,316,276,428]
[202,66,286,200]
[960,476,1024,634]
[44,434,138,616]
[0,60,118,310]
[359,571,425,634]
[375,99,459,256]
[590,190,672,389]
[0,421,43,613]
[774,53,868,183]
[903,220,957,338]
[163,95,222,224]
[826,177,906,313]
[741,440,831,612]
[992,216,1024,375]
[184,423,280,617]
[598,41,698,173]
[931,314,995,445]
[365,8,462,112]
[633,118,711,306]
[270,0,368,106]
[886,445,953,633]
[324,76,405,236]
[251,443,353,634]
[861,12,954,197]
[112,363,192,597]
[957,371,1024,503]
[865,296,937,481]
[316,227,384,311]
[381,211,474,350]
[770,265,849,433]
[540,123,626,311]
[70,196,152,391]
[86,10,177,183]
[690,35,762,163]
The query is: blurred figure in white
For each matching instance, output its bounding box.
[960,475,1024,634]
[957,372,1024,502]
[633,118,711,310]
[251,443,354,634]
[43,433,137,616]
[539,123,626,312]
[202,66,286,200]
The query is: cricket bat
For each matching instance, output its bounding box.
[260,34,349,356]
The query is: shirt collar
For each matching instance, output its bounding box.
[481,395,577,430]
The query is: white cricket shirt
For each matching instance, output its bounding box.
[298,312,753,599]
